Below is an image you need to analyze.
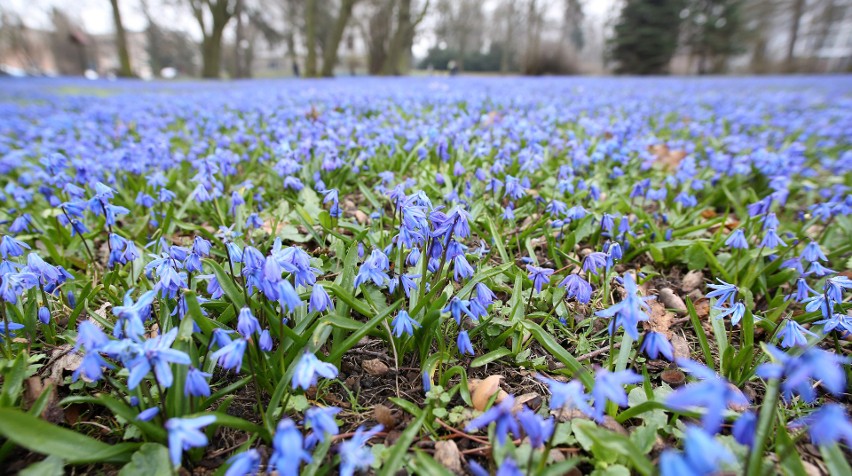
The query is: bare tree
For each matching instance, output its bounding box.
[109,0,133,76]
[434,0,484,71]
[785,0,806,71]
[382,0,429,75]
[321,0,359,77]
[187,0,237,78]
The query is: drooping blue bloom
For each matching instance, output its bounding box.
[165,415,216,466]
[457,330,474,356]
[776,319,817,348]
[0,235,29,258]
[732,411,756,448]
[517,407,554,448]
[591,369,642,422]
[137,407,160,422]
[594,273,652,340]
[705,279,738,309]
[466,395,519,445]
[354,249,391,288]
[527,265,554,294]
[443,296,476,324]
[559,274,593,304]
[824,276,852,303]
[791,404,852,448]
[801,241,827,262]
[537,376,594,417]
[259,329,273,351]
[277,279,303,314]
[496,458,523,476]
[112,290,156,341]
[659,450,694,476]
[38,306,51,325]
[236,307,260,338]
[304,406,341,448]
[760,229,786,249]
[814,313,852,335]
[224,449,261,476]
[682,426,734,475]
[725,229,749,249]
[0,321,25,343]
[714,301,746,327]
[338,424,384,476]
[74,320,109,351]
[756,345,849,403]
[268,418,312,475]
[292,351,339,390]
[640,331,673,360]
[185,367,212,397]
[309,284,334,313]
[210,338,247,372]
[127,328,191,390]
[582,252,607,275]
[391,310,420,337]
[665,359,749,434]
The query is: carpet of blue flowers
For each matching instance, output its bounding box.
[0,76,850,475]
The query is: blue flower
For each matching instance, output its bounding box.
[591,369,642,422]
[443,297,476,324]
[791,403,852,447]
[732,411,756,447]
[665,359,749,434]
[136,407,160,422]
[496,458,523,476]
[309,284,334,313]
[582,252,607,275]
[705,279,737,308]
[224,449,261,476]
[756,345,848,403]
[37,306,51,325]
[801,241,827,262]
[663,426,733,476]
[457,330,474,356]
[537,376,594,417]
[725,229,749,249]
[559,274,593,304]
[594,273,651,340]
[269,419,311,475]
[127,328,191,390]
[517,407,554,448]
[527,265,554,294]
[236,307,260,338]
[0,321,24,343]
[714,301,746,326]
[165,415,216,466]
[776,319,817,348]
[760,229,786,249]
[391,310,420,337]
[74,320,109,351]
[292,351,339,390]
[466,395,519,445]
[338,424,384,476]
[258,329,273,351]
[0,235,30,258]
[185,367,212,397]
[304,406,341,448]
[640,331,673,360]
[210,338,247,372]
[354,249,390,288]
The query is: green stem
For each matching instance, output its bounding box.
[746,378,780,476]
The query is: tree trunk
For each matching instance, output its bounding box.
[383,0,411,75]
[109,0,133,77]
[234,0,247,78]
[785,0,805,72]
[500,1,514,73]
[321,0,358,77]
[305,0,318,77]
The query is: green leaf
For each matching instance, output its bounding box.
[19,456,64,476]
[410,451,454,476]
[572,420,653,476]
[119,444,172,476]
[470,348,512,368]
[686,297,715,369]
[327,299,403,362]
[203,258,246,308]
[0,408,139,464]
[523,321,594,389]
[821,443,852,476]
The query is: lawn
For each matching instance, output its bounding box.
[0,76,850,475]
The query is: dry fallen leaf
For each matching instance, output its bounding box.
[362,358,389,377]
[670,333,690,360]
[434,440,463,475]
[659,288,687,315]
[48,345,83,383]
[471,375,503,411]
[648,301,674,336]
[681,270,704,293]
